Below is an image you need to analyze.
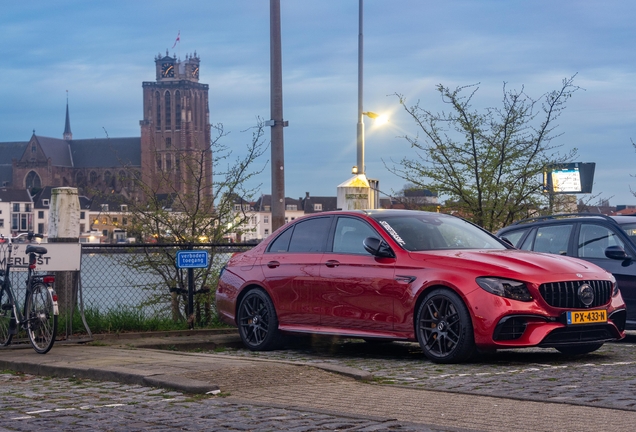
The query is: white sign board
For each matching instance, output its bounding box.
[1,243,82,271]
[551,168,582,193]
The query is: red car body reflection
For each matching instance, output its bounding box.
[216,210,626,363]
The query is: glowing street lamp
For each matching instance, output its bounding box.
[364,111,388,125]
[338,0,387,211]
[353,111,389,175]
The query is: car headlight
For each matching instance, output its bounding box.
[609,274,620,297]
[476,277,533,302]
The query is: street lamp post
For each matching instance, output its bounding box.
[356,0,365,175]
[338,0,384,211]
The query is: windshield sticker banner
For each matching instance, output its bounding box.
[379,221,406,246]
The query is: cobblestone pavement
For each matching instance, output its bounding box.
[0,371,453,432]
[210,335,636,411]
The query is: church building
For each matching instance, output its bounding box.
[0,50,212,203]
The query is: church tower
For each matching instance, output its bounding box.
[63,93,72,140]
[140,50,211,199]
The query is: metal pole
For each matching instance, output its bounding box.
[187,267,194,318]
[356,0,365,175]
[270,0,286,232]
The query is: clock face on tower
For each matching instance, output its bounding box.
[191,66,199,79]
[161,62,175,78]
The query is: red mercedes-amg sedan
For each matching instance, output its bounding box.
[216,210,626,363]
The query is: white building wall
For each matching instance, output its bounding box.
[229,208,306,242]
[0,202,10,238]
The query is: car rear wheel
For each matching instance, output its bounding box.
[416,288,475,363]
[556,343,603,356]
[237,288,283,351]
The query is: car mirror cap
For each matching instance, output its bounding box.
[363,237,395,258]
[605,245,632,265]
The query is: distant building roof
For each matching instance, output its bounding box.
[254,194,301,211]
[31,186,53,209]
[300,192,337,213]
[0,188,31,202]
[70,138,141,168]
[0,141,28,162]
[34,136,73,166]
[0,142,28,186]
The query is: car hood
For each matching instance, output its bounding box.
[407,249,611,281]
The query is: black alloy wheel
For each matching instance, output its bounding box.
[416,288,475,363]
[237,289,282,351]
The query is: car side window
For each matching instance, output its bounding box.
[619,223,636,244]
[268,226,293,252]
[287,217,331,253]
[501,229,529,248]
[578,224,625,259]
[332,217,376,254]
[533,225,572,255]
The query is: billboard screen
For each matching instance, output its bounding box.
[543,163,595,194]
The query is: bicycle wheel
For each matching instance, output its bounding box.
[26,282,57,354]
[0,284,14,346]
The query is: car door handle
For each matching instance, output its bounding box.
[325,260,340,268]
[266,261,280,268]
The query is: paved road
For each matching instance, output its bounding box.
[0,371,452,432]
[212,335,636,411]
[2,332,636,431]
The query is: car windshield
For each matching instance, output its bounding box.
[372,213,507,252]
[619,222,636,244]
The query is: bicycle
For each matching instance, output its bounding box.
[0,232,58,354]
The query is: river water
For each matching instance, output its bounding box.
[78,252,230,316]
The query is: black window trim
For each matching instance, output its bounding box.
[326,215,379,254]
[504,219,636,259]
[266,215,333,254]
[574,221,635,259]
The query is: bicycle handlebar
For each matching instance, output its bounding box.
[0,232,44,242]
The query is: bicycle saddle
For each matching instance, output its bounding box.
[25,245,48,255]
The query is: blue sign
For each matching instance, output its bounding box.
[176,250,209,269]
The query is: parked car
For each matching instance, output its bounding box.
[216,210,626,363]
[497,213,636,330]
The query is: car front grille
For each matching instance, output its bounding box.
[539,280,612,309]
[539,324,618,347]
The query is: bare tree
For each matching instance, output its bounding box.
[123,121,268,324]
[389,76,580,231]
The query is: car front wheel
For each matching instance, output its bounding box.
[416,288,475,363]
[237,288,283,351]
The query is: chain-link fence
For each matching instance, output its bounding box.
[3,242,255,341]
[78,244,253,334]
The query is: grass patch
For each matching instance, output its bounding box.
[58,305,231,335]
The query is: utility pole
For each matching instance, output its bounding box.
[356,0,364,175]
[269,0,287,232]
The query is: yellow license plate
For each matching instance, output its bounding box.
[566,310,607,325]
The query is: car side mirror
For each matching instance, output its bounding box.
[605,245,633,266]
[500,236,515,248]
[363,237,395,258]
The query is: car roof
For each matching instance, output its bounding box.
[309,209,450,218]
[611,215,636,225]
[499,213,636,232]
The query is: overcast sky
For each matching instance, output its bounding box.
[2,0,636,205]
